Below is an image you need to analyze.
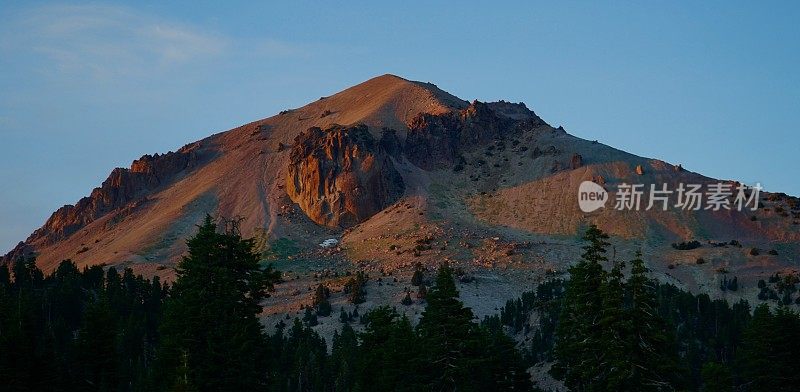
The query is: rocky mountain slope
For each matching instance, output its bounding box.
[4,74,799,310]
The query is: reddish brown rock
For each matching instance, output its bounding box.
[21,145,206,249]
[404,100,545,170]
[286,125,404,228]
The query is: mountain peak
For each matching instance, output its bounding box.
[283,74,469,132]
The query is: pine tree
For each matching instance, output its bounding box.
[701,362,732,392]
[627,251,680,391]
[344,271,367,304]
[390,314,422,391]
[329,324,358,391]
[401,291,413,306]
[481,325,533,391]
[0,263,9,289]
[303,307,319,326]
[598,259,630,390]
[411,262,424,286]
[155,215,280,391]
[355,306,406,390]
[280,318,327,392]
[312,284,331,317]
[416,264,480,390]
[76,297,118,390]
[739,304,775,391]
[739,304,800,391]
[552,225,609,391]
[417,283,427,300]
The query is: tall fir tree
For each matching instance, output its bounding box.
[76,297,118,390]
[739,304,800,391]
[416,264,479,390]
[598,258,630,391]
[626,251,681,391]
[355,306,419,391]
[155,215,281,391]
[329,323,358,392]
[552,225,609,391]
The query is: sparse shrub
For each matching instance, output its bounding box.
[343,271,368,304]
[401,292,413,306]
[749,248,760,256]
[313,284,332,317]
[728,276,738,291]
[416,284,427,299]
[768,249,779,256]
[303,308,319,326]
[411,263,424,286]
[672,240,702,250]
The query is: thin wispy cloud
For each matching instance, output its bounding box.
[2,4,228,80]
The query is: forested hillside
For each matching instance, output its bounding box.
[1,221,797,391]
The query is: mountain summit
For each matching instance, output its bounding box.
[5,75,799,299]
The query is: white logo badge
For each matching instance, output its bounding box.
[578,181,608,212]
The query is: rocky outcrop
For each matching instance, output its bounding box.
[571,153,583,169]
[22,145,206,249]
[532,145,560,159]
[404,100,546,170]
[286,125,405,228]
[378,128,403,157]
[3,242,36,264]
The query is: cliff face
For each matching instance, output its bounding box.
[404,100,546,170]
[286,125,405,228]
[15,145,206,256]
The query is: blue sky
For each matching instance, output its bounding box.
[1,1,798,253]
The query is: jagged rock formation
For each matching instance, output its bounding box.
[404,100,545,170]
[286,125,404,228]
[3,144,207,263]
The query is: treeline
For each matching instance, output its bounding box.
[489,225,800,391]
[262,265,530,391]
[0,216,530,391]
[0,257,165,390]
